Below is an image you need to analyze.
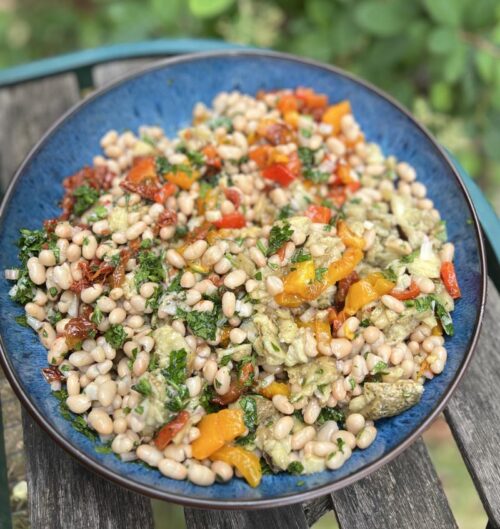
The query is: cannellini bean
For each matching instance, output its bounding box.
[440,242,455,263]
[266,276,284,295]
[135,445,163,468]
[214,257,232,275]
[202,245,224,267]
[332,430,356,450]
[356,425,377,449]
[331,379,347,402]
[27,257,46,285]
[414,276,435,294]
[180,271,196,288]
[111,433,134,454]
[164,444,185,462]
[159,458,188,480]
[303,399,321,425]
[363,326,380,344]
[66,372,80,396]
[109,307,126,325]
[273,416,294,440]
[317,421,339,442]
[183,240,208,261]
[291,426,316,450]
[229,328,246,344]
[330,338,353,359]
[26,302,45,321]
[249,247,267,268]
[38,249,56,267]
[69,351,94,367]
[345,413,366,435]
[211,460,234,482]
[66,394,91,414]
[186,376,202,397]
[166,249,186,268]
[214,366,231,395]
[188,463,216,486]
[202,359,218,384]
[381,295,405,313]
[222,291,236,318]
[98,380,117,406]
[81,284,103,304]
[272,394,294,415]
[326,450,345,470]
[88,408,113,435]
[224,269,247,289]
[396,162,416,182]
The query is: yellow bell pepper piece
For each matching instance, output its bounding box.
[282,260,315,297]
[337,220,365,249]
[260,381,290,399]
[165,169,200,190]
[210,445,262,487]
[326,247,363,285]
[344,273,395,316]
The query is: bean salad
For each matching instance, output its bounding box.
[5,87,461,488]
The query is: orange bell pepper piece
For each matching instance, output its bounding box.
[191,409,245,460]
[262,163,296,187]
[326,247,363,285]
[127,156,158,185]
[210,445,262,487]
[322,100,352,133]
[274,292,304,308]
[336,162,353,185]
[295,87,328,110]
[277,93,299,114]
[165,169,199,190]
[337,220,365,249]
[282,260,316,298]
[260,381,290,399]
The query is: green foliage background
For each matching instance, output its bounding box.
[1,0,499,211]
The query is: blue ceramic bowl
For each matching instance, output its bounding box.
[0,50,486,508]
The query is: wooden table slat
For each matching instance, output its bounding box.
[23,413,154,529]
[445,278,500,528]
[303,493,334,527]
[184,504,309,529]
[92,59,156,88]
[0,75,80,192]
[0,74,155,529]
[331,439,458,529]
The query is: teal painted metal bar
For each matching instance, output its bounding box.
[0,39,243,87]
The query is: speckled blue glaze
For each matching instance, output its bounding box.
[0,51,485,508]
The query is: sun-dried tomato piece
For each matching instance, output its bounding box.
[41,366,62,383]
[157,209,178,227]
[64,317,96,349]
[69,278,91,293]
[208,273,224,287]
[334,271,360,310]
[224,188,241,208]
[79,259,114,284]
[110,248,131,288]
[154,411,190,450]
[43,219,58,233]
[120,180,160,202]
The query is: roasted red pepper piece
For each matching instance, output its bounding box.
[154,411,190,450]
[157,208,178,227]
[224,188,241,208]
[440,261,461,299]
[334,271,360,310]
[262,163,296,187]
[213,212,246,229]
[305,205,332,224]
[390,281,420,300]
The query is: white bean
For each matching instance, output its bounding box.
[222,291,236,318]
[136,445,164,467]
[66,394,91,414]
[188,463,215,486]
[273,416,294,440]
[345,413,365,435]
[159,458,188,480]
[381,295,405,313]
[224,269,247,289]
[27,257,46,285]
[211,460,234,482]
[356,425,377,449]
[183,240,208,261]
[272,394,294,415]
[291,426,316,450]
[88,408,113,435]
[214,366,231,395]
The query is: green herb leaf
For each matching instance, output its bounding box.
[15,315,28,327]
[239,396,257,432]
[267,222,294,256]
[104,324,127,349]
[401,249,419,264]
[316,407,345,426]
[315,267,328,282]
[287,461,304,475]
[91,306,103,325]
[278,205,294,220]
[73,185,100,216]
[163,349,188,385]
[132,378,153,397]
[291,248,312,263]
[134,250,165,288]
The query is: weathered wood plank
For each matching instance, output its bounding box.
[92,59,155,88]
[22,412,154,529]
[445,278,500,528]
[332,439,458,529]
[184,504,309,529]
[303,494,334,527]
[0,75,79,191]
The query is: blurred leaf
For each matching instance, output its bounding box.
[354,0,414,37]
[188,0,234,18]
[430,81,453,111]
[474,50,496,82]
[422,0,463,28]
[428,27,460,54]
[443,43,468,82]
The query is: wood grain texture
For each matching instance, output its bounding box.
[332,439,458,529]
[0,75,79,191]
[445,278,500,528]
[22,412,154,529]
[184,504,309,529]
[303,494,334,527]
[92,59,156,88]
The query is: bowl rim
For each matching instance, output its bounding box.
[0,48,487,510]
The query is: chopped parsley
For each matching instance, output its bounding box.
[336,438,346,454]
[176,144,204,167]
[73,185,100,216]
[239,396,257,432]
[373,361,388,374]
[287,461,304,475]
[255,271,263,281]
[315,267,328,282]
[267,222,294,256]
[297,146,315,167]
[15,315,28,327]
[166,272,182,293]
[49,286,58,297]
[104,324,127,349]
[199,385,222,414]
[178,307,222,341]
[134,250,165,288]
[88,205,108,222]
[278,204,294,220]
[91,306,103,325]
[316,407,345,426]
[146,285,164,311]
[17,228,49,264]
[10,271,36,304]
[360,319,371,327]
[53,389,97,441]
[207,116,233,131]
[401,250,419,264]
[132,378,152,397]
[291,248,312,263]
[163,349,188,385]
[382,268,398,282]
